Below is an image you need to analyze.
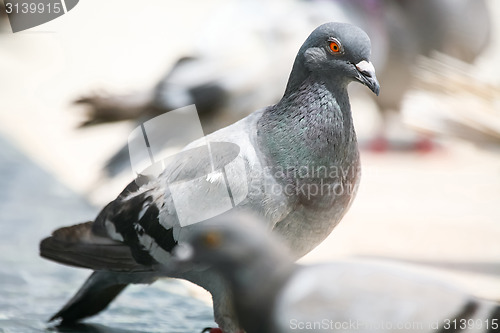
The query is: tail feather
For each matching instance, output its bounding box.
[40,222,151,272]
[51,271,128,325]
[74,91,153,128]
[42,222,159,324]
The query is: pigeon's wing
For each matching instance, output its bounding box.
[40,222,147,272]
[41,110,292,271]
[117,110,293,265]
[40,178,158,271]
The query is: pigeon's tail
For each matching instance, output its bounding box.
[74,91,155,128]
[40,221,149,272]
[49,271,128,324]
[41,222,158,324]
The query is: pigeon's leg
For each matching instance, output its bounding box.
[206,279,241,333]
[364,106,393,153]
[182,270,242,333]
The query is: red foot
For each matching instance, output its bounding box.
[414,137,435,153]
[202,328,223,333]
[366,136,389,153]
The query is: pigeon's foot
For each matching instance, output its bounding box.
[202,328,245,333]
[414,137,436,153]
[365,135,389,152]
[363,135,438,153]
[202,328,224,333]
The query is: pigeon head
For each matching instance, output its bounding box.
[172,213,292,274]
[286,22,380,96]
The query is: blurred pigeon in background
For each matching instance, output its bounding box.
[173,213,500,333]
[40,22,379,332]
[404,54,500,151]
[370,0,491,151]
[74,0,490,178]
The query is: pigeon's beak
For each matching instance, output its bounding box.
[355,60,380,96]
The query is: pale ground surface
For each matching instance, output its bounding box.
[0,0,499,328]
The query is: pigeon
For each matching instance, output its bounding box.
[40,22,379,332]
[172,213,500,333]
[366,0,491,151]
[404,54,500,151]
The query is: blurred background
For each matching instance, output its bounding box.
[0,0,499,332]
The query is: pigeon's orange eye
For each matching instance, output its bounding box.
[327,38,343,55]
[203,231,222,248]
[329,41,341,53]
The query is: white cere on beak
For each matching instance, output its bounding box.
[355,60,375,74]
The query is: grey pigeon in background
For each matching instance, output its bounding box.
[40,22,379,332]
[368,0,491,151]
[404,54,500,150]
[75,0,490,170]
[173,213,500,333]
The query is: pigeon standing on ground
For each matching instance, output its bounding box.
[40,22,379,332]
[172,213,500,333]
